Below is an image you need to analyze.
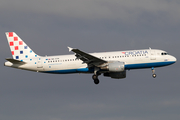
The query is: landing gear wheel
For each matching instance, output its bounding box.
[151,67,157,78]
[92,75,100,84]
[94,79,100,84]
[92,75,98,80]
[152,74,157,78]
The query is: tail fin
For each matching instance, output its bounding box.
[5,32,38,60]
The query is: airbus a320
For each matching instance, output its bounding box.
[4,32,177,84]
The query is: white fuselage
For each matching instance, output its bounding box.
[5,49,176,74]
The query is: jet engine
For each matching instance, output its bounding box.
[101,61,126,79]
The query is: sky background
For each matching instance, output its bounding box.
[0,0,180,120]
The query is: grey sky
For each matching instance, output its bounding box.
[0,0,180,120]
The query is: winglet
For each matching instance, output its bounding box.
[67,46,73,52]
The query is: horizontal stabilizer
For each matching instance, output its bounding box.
[6,58,26,65]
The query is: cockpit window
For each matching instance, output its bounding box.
[161,52,169,55]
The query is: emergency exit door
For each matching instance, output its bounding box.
[37,58,43,68]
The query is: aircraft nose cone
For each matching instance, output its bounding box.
[171,56,177,62]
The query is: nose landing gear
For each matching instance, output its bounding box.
[151,67,157,78]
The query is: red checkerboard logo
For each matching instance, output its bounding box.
[11,51,14,55]
[19,41,23,45]
[15,46,19,50]
[9,32,13,37]
[10,42,14,46]
[14,37,18,41]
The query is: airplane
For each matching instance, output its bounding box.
[4,32,177,84]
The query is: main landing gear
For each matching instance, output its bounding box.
[92,67,100,84]
[151,67,157,78]
[92,75,99,84]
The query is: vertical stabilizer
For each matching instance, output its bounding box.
[5,32,38,60]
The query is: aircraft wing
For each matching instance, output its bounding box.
[68,47,107,67]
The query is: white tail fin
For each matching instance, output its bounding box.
[5,32,38,60]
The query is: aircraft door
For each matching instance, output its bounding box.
[37,57,43,68]
[150,51,156,60]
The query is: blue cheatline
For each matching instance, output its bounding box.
[44,67,93,74]
[125,61,175,69]
[43,61,175,74]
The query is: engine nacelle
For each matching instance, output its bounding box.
[104,71,126,79]
[101,61,125,72]
[108,61,125,72]
[101,61,126,79]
